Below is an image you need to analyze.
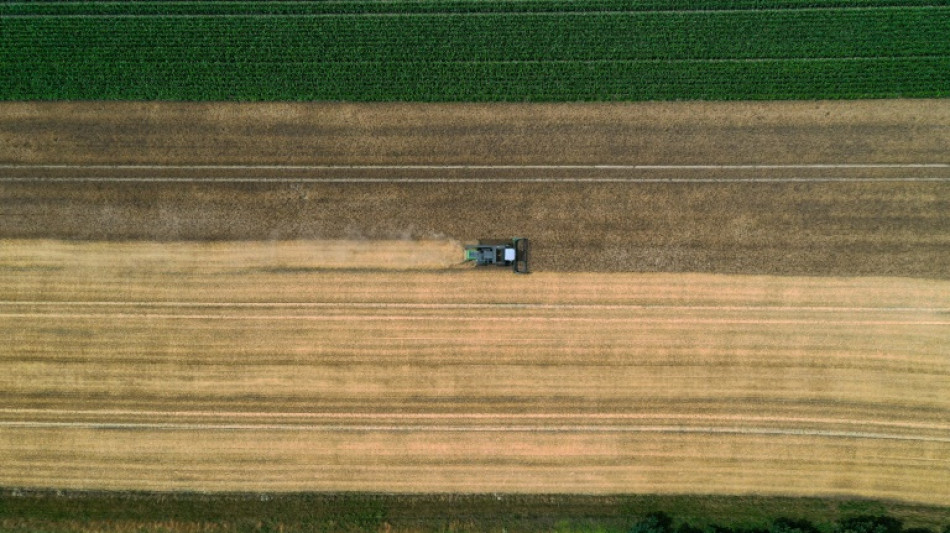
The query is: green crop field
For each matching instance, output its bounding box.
[1,1,949,101]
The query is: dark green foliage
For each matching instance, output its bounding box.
[2,1,947,16]
[630,511,674,533]
[837,516,904,533]
[2,1,949,101]
[678,524,705,533]
[2,491,950,533]
[708,526,770,533]
[0,492,388,532]
[707,526,738,533]
[772,517,821,533]
[904,528,935,533]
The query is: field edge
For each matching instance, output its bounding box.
[2,490,949,532]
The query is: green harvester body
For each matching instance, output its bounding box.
[463,238,530,274]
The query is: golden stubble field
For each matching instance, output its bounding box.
[2,240,948,504]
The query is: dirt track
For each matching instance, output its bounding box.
[2,240,949,504]
[2,101,949,276]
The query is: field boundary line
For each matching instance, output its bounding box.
[0,57,947,65]
[4,177,949,183]
[2,421,948,442]
[4,164,948,170]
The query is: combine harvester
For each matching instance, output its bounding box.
[464,238,530,273]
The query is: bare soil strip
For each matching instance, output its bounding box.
[3,101,948,166]
[1,240,948,504]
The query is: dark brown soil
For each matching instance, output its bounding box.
[1,101,948,277]
[3,101,949,166]
[2,180,948,276]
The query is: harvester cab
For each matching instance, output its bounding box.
[464,238,530,273]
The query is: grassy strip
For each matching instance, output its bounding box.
[1,2,948,101]
[1,491,949,533]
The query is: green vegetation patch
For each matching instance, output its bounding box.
[1,1,949,101]
[1,0,947,15]
[1,491,949,533]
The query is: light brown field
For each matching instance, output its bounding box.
[2,240,948,504]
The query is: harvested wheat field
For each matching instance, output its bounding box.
[1,240,948,504]
[1,101,949,508]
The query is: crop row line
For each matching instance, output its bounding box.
[6,302,948,312]
[4,421,949,441]
[6,57,948,64]
[5,6,950,17]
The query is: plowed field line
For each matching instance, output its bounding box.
[6,163,947,182]
[4,409,948,431]
[3,164,948,169]
[2,312,946,325]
